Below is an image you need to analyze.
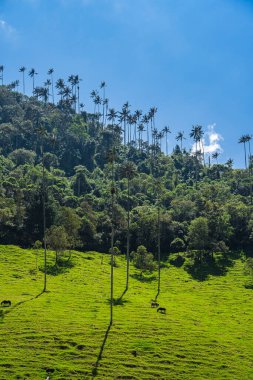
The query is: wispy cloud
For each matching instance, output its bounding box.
[0,19,16,39]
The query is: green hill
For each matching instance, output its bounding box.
[0,245,252,379]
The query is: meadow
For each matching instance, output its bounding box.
[0,245,253,380]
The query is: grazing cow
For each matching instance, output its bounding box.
[1,300,11,307]
[151,301,159,308]
[157,307,166,314]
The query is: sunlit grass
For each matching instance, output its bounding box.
[0,245,252,379]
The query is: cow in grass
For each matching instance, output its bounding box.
[1,300,11,307]
[157,307,166,314]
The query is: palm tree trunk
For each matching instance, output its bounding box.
[244,143,247,169]
[126,177,130,290]
[110,151,115,326]
[42,143,47,292]
[157,205,161,297]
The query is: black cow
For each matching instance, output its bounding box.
[1,300,11,307]
[157,307,166,314]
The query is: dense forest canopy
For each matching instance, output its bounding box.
[0,83,252,263]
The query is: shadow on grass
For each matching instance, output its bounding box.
[130,273,157,283]
[244,283,253,290]
[43,260,75,276]
[92,323,111,377]
[0,291,44,321]
[184,254,235,281]
[106,297,129,306]
[114,287,128,305]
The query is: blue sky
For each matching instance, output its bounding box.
[1,0,253,167]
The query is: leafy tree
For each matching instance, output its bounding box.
[188,217,209,261]
[46,225,70,265]
[131,245,157,278]
[170,237,186,253]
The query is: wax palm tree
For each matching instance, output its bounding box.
[212,151,220,164]
[175,130,185,151]
[100,81,106,126]
[225,158,234,169]
[142,114,150,145]
[134,110,142,142]
[103,98,109,126]
[55,78,65,101]
[239,135,249,169]
[120,161,137,290]
[44,79,51,98]
[90,89,98,114]
[163,126,171,155]
[157,131,164,150]
[107,108,117,127]
[190,125,201,153]
[240,134,252,202]
[29,68,38,94]
[47,68,54,104]
[63,86,72,100]
[94,95,102,123]
[73,75,81,112]
[0,65,4,85]
[137,124,145,151]
[149,106,158,144]
[120,102,130,144]
[107,146,117,325]
[35,121,48,293]
[19,66,26,94]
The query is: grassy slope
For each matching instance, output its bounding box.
[0,246,253,380]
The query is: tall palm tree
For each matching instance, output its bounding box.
[239,135,248,169]
[29,68,38,94]
[35,121,48,293]
[119,103,130,145]
[175,130,185,151]
[0,65,4,85]
[120,161,137,290]
[44,79,51,97]
[19,66,26,94]
[137,124,145,151]
[142,114,150,145]
[47,68,54,104]
[245,135,253,203]
[94,95,102,123]
[100,81,106,127]
[107,108,117,128]
[149,106,158,144]
[163,126,171,155]
[90,89,98,115]
[55,78,65,101]
[103,98,109,126]
[190,125,203,182]
[134,110,142,143]
[212,151,220,164]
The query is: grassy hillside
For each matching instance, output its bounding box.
[0,246,253,380]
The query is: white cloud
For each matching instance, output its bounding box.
[190,123,223,155]
[0,19,16,38]
[204,123,223,154]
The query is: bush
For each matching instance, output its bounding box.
[170,238,185,253]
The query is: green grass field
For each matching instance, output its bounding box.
[0,245,253,380]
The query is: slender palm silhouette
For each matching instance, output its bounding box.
[19,66,26,94]
[29,68,38,94]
